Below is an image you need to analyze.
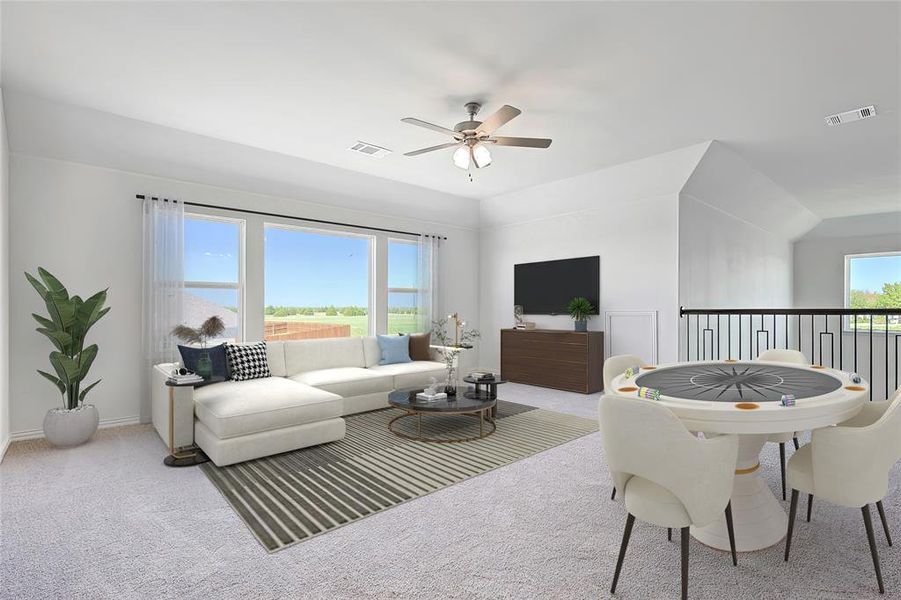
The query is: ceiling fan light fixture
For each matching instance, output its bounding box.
[472,143,492,168]
[452,145,470,169]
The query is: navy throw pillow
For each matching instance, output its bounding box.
[178,343,230,379]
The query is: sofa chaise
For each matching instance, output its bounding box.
[151,336,447,466]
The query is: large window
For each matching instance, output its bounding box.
[387,239,421,334]
[264,225,372,340]
[845,251,901,331]
[184,214,244,342]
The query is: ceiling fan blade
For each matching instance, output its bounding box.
[487,136,552,148]
[403,142,462,157]
[476,105,522,134]
[401,117,462,138]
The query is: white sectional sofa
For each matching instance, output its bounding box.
[151,336,446,466]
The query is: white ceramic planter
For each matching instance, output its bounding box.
[43,404,99,447]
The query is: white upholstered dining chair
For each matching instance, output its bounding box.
[602,354,644,501]
[599,394,739,600]
[784,388,901,594]
[755,348,806,500]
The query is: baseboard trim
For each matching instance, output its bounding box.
[0,435,9,463]
[9,415,142,442]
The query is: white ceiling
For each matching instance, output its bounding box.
[2,1,899,218]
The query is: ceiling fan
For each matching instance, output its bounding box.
[401,102,552,170]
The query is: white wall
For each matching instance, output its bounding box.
[8,155,479,438]
[794,213,901,308]
[0,89,10,459]
[677,142,818,359]
[477,145,709,373]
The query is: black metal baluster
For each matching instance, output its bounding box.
[839,313,843,371]
[728,314,732,360]
[811,314,815,365]
[886,317,889,401]
[784,313,788,349]
[738,314,742,361]
[854,312,859,373]
[869,315,874,401]
[772,314,777,350]
[696,314,700,361]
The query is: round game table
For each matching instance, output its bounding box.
[610,360,868,552]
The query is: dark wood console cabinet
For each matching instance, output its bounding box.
[500,329,604,394]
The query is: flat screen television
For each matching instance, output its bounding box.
[514,256,600,315]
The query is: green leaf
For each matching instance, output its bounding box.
[45,295,76,329]
[78,379,101,402]
[37,267,69,300]
[37,370,66,396]
[49,352,81,386]
[32,313,55,329]
[76,344,99,380]
[36,328,73,353]
[25,271,49,301]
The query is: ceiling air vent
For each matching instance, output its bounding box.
[824,105,876,126]
[348,141,392,158]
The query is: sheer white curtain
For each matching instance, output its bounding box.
[416,234,441,332]
[142,197,185,366]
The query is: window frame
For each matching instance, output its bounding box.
[263,222,376,337]
[386,237,424,335]
[184,212,246,342]
[843,250,901,333]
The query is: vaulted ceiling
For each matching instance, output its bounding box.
[2,1,898,218]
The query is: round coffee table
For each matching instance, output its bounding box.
[388,389,496,443]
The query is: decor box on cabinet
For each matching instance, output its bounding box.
[500,329,604,393]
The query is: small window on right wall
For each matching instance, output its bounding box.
[845,251,901,331]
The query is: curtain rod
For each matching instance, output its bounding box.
[135,195,447,240]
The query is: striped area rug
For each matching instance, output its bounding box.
[201,401,597,552]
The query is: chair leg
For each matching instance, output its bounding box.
[793,436,800,450]
[807,494,814,522]
[681,527,689,600]
[611,513,635,594]
[779,443,787,500]
[785,489,799,561]
[862,505,886,594]
[668,527,672,542]
[876,500,893,547]
[611,487,616,501]
[725,501,737,566]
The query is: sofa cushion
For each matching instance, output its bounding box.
[226,342,271,381]
[368,361,447,390]
[284,337,365,375]
[178,343,230,379]
[290,367,394,397]
[362,336,381,368]
[266,341,287,377]
[377,334,411,365]
[408,332,432,361]
[194,377,341,439]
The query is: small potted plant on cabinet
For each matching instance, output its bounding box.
[26,268,110,447]
[567,296,594,332]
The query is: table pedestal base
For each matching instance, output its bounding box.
[691,434,787,552]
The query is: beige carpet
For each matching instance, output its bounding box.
[2,383,899,599]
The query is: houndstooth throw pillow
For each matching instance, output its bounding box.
[226,342,271,381]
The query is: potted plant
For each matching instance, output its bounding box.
[567,296,594,332]
[171,316,226,379]
[432,316,480,396]
[26,268,110,447]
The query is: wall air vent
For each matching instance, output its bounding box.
[348,141,392,158]
[824,105,876,126]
